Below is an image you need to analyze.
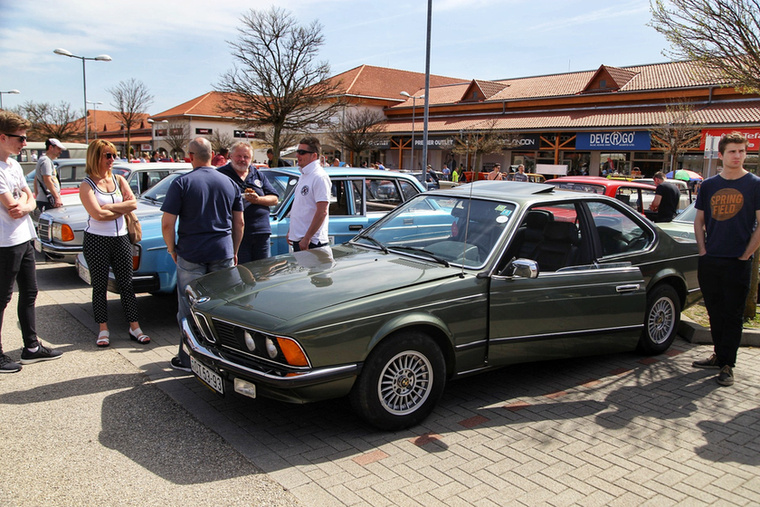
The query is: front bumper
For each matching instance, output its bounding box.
[75,254,162,294]
[34,238,81,263]
[182,318,361,403]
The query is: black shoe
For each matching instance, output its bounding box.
[717,365,734,386]
[170,356,191,373]
[692,353,719,369]
[0,354,22,373]
[20,342,62,364]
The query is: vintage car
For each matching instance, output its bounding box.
[35,162,191,262]
[547,176,657,215]
[76,166,426,294]
[181,180,701,430]
[657,201,698,241]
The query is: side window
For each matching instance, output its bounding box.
[365,178,403,212]
[351,179,365,215]
[399,180,421,201]
[329,180,352,216]
[588,201,654,256]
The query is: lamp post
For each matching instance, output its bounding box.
[54,48,112,145]
[400,91,424,171]
[147,119,168,153]
[0,89,20,109]
[87,100,103,139]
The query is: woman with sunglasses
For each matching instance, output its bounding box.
[79,140,150,347]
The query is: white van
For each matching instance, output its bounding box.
[16,141,89,174]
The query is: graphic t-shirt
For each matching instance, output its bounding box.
[695,172,760,257]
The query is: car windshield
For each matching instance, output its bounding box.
[549,181,605,194]
[353,194,516,268]
[673,201,697,223]
[139,171,185,203]
[260,168,299,214]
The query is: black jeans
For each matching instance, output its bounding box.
[291,241,327,252]
[698,255,751,368]
[0,241,39,353]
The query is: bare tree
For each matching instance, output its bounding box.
[20,101,83,141]
[329,109,387,166]
[650,0,760,93]
[164,122,191,161]
[215,7,345,166]
[451,121,507,179]
[108,78,153,157]
[208,130,233,153]
[648,102,704,172]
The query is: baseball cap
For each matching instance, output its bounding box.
[48,138,66,150]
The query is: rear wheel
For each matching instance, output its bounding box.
[350,332,446,431]
[638,284,680,354]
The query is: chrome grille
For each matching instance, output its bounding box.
[38,218,51,241]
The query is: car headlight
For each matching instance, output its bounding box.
[52,223,75,242]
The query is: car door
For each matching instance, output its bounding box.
[487,201,647,366]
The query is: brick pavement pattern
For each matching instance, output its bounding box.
[35,262,760,505]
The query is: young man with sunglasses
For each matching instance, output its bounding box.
[0,111,62,373]
[288,137,331,252]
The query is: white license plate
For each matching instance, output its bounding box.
[34,239,42,253]
[190,356,224,394]
[76,260,91,285]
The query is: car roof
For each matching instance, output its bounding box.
[263,166,426,188]
[112,162,192,172]
[549,176,656,189]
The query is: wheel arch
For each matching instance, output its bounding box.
[647,270,688,309]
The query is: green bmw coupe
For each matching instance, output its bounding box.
[182,180,701,430]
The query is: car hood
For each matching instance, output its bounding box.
[39,199,163,225]
[190,244,462,322]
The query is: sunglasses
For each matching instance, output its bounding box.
[296,149,315,156]
[4,133,27,142]
[103,153,117,159]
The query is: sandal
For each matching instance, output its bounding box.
[129,327,151,344]
[96,330,110,347]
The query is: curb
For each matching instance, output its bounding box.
[679,315,760,347]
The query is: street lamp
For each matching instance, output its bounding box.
[54,48,112,145]
[400,91,424,170]
[147,119,168,153]
[87,100,103,139]
[0,89,20,109]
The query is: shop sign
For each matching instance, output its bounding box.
[195,128,213,135]
[700,128,760,151]
[502,134,540,149]
[155,129,167,137]
[412,137,455,150]
[369,139,391,149]
[576,131,650,150]
[141,144,152,151]
[234,130,261,139]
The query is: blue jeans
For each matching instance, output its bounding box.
[175,255,234,366]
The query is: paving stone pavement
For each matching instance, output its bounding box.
[25,261,760,505]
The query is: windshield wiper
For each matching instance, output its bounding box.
[356,235,388,254]
[388,246,450,267]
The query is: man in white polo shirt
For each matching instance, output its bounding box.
[288,136,331,251]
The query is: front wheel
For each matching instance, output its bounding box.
[638,284,680,355]
[350,332,446,431]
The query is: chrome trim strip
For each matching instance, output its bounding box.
[489,324,644,345]
[454,339,487,351]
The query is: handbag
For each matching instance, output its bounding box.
[124,211,142,244]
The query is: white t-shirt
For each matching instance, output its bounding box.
[0,157,36,247]
[289,160,331,245]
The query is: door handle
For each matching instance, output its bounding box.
[349,225,363,231]
[616,284,640,293]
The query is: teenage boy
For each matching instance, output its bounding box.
[692,132,760,386]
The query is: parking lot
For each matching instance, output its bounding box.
[3,258,760,506]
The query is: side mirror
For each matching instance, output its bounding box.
[506,258,539,278]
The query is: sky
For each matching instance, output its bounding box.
[0,0,674,115]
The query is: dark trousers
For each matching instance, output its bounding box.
[83,232,139,324]
[0,241,38,352]
[291,241,327,252]
[238,233,271,264]
[698,255,751,368]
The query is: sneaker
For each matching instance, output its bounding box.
[692,353,719,369]
[170,356,191,373]
[717,365,734,386]
[20,342,63,364]
[0,354,22,373]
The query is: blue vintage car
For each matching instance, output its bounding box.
[76,166,425,294]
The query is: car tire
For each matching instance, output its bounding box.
[638,284,680,355]
[350,332,446,431]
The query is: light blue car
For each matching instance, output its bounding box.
[76,166,426,294]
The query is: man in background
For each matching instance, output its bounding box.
[35,138,65,211]
[288,136,330,252]
[648,171,680,222]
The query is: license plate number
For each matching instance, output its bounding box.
[77,260,91,285]
[190,356,224,394]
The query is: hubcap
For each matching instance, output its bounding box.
[648,297,675,344]
[378,350,433,415]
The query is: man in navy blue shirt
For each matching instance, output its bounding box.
[161,137,243,371]
[692,132,760,386]
[218,142,279,263]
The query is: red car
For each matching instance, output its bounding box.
[547,176,657,215]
